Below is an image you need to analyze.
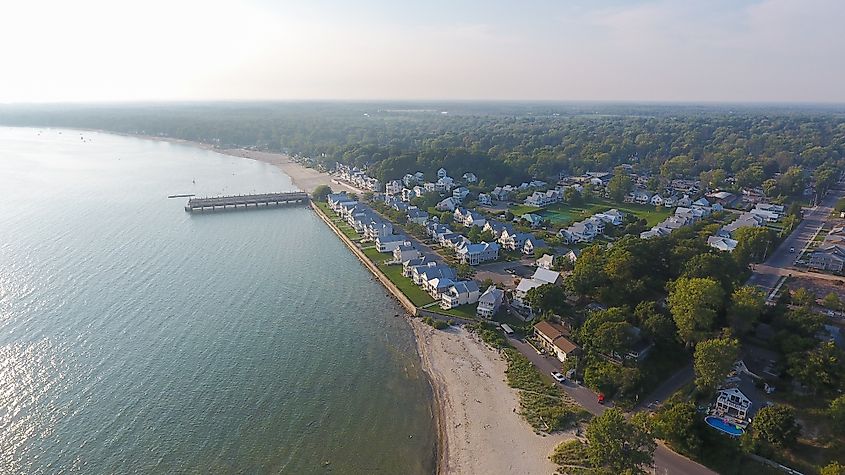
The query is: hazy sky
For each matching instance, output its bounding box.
[2,0,843,103]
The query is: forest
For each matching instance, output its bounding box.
[1,102,843,194]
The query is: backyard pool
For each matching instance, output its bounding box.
[705,415,745,436]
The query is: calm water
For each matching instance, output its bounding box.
[0,128,435,474]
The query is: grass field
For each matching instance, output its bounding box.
[512,198,673,228]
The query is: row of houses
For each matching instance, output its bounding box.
[490,180,548,202]
[558,209,624,244]
[335,164,381,191]
[625,190,695,208]
[707,203,783,252]
[641,198,723,240]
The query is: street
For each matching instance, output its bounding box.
[747,177,845,294]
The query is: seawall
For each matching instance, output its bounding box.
[311,202,419,316]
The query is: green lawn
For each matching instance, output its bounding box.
[513,198,673,228]
[378,262,436,306]
[434,303,479,320]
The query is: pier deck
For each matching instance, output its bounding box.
[185,192,309,212]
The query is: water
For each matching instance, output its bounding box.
[0,128,435,474]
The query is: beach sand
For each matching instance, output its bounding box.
[220,148,362,194]
[410,319,573,475]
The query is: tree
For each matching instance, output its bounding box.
[791,287,816,308]
[822,292,842,310]
[524,284,568,315]
[694,337,740,394]
[828,394,845,435]
[788,341,844,394]
[652,402,702,454]
[585,408,656,475]
[728,286,765,335]
[592,321,635,357]
[753,405,800,448]
[821,462,845,475]
[668,277,725,346]
[607,172,633,202]
[311,184,333,202]
[734,227,775,265]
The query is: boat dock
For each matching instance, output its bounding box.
[184,192,309,212]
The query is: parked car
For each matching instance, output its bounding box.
[789,247,795,253]
[550,371,565,383]
[597,393,606,404]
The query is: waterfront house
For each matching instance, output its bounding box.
[533,321,580,363]
[417,265,457,288]
[440,280,481,309]
[476,286,504,318]
[376,234,410,253]
[456,241,499,265]
[427,277,455,298]
[393,244,421,264]
[403,257,427,277]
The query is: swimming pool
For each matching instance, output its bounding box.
[705,416,745,436]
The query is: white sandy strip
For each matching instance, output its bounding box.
[410,319,573,475]
[220,148,361,194]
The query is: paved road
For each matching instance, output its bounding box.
[747,177,845,294]
[636,364,694,412]
[507,337,716,475]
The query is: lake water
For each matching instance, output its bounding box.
[0,128,435,473]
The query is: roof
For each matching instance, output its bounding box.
[531,267,560,284]
[533,321,569,339]
[478,285,504,304]
[516,278,545,294]
[553,337,580,354]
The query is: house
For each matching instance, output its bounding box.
[662,195,678,208]
[401,188,418,202]
[706,191,736,206]
[436,176,455,192]
[533,321,581,363]
[436,197,460,211]
[624,327,654,363]
[477,286,504,318]
[536,254,555,270]
[403,256,427,277]
[559,218,601,244]
[809,245,845,272]
[514,278,545,309]
[749,207,780,223]
[499,230,531,251]
[418,266,457,289]
[677,194,693,207]
[522,236,546,255]
[532,267,562,285]
[437,167,447,179]
[521,213,544,228]
[650,194,665,206]
[477,193,492,206]
[463,211,487,228]
[403,174,418,187]
[632,190,652,204]
[406,208,429,224]
[385,180,402,195]
[457,242,500,265]
[452,186,470,202]
[453,207,469,223]
[327,192,357,211]
[707,235,739,252]
[393,243,420,262]
[593,209,624,226]
[462,172,478,183]
[714,387,753,421]
[491,185,514,202]
[564,249,581,263]
[376,234,409,253]
[440,281,481,309]
[484,220,514,240]
[427,277,455,298]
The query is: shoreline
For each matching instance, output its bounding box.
[77,129,568,474]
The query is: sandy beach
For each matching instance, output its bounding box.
[410,319,573,475]
[219,148,362,194]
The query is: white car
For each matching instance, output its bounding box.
[550,371,565,383]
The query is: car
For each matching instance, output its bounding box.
[789,247,795,253]
[597,393,605,404]
[550,371,565,382]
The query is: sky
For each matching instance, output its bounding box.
[1,0,843,103]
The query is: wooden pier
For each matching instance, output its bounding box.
[184,192,309,212]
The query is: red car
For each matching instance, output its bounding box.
[597,393,605,404]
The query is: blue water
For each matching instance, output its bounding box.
[705,416,744,436]
[0,128,435,473]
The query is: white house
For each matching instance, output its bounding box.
[476,286,504,318]
[536,254,555,269]
[440,281,481,309]
[437,167,447,179]
[714,387,753,421]
[462,172,478,183]
[477,193,492,206]
[463,211,487,228]
[436,176,455,192]
[514,268,561,310]
[393,244,421,263]
[650,194,665,206]
[593,209,624,226]
[385,180,402,195]
[436,197,460,211]
[457,241,499,265]
[376,234,410,253]
[499,230,531,251]
[452,186,470,202]
[522,236,546,255]
[707,235,738,252]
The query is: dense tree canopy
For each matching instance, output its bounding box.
[667,277,725,346]
[585,408,656,475]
